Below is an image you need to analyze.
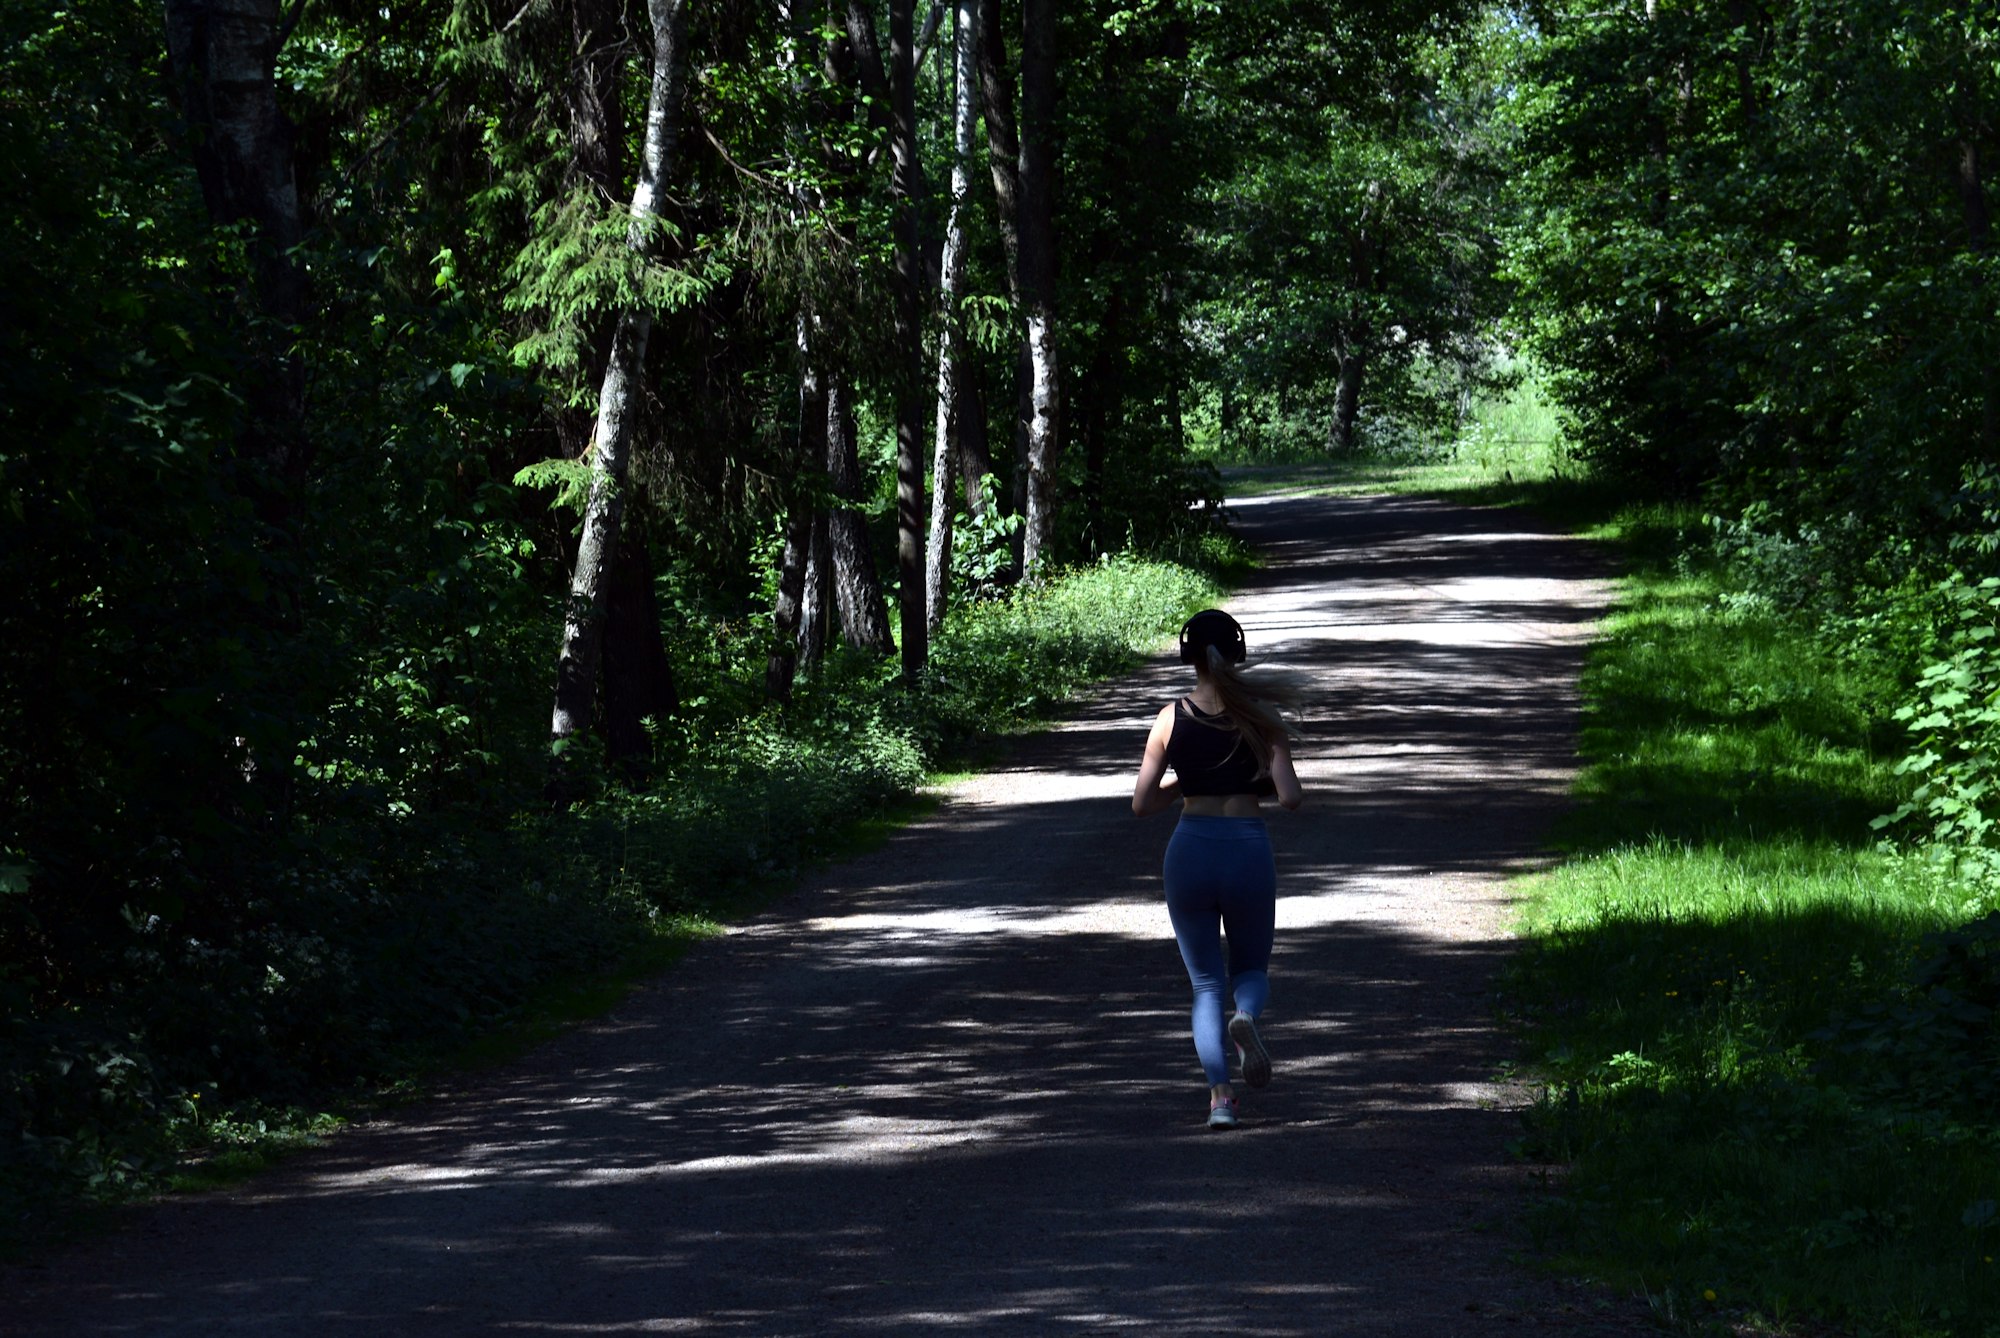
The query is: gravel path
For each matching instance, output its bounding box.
[3,493,1635,1336]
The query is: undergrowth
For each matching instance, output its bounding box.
[0,548,1231,1252]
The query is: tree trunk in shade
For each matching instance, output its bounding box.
[799,511,833,666]
[979,0,1028,560]
[600,527,678,771]
[1959,136,1996,457]
[162,0,308,507]
[826,379,895,654]
[958,372,993,520]
[888,0,928,674]
[765,510,812,704]
[549,0,689,777]
[1329,341,1367,453]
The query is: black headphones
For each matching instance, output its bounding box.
[1179,609,1246,665]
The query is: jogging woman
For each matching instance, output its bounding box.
[1131,609,1303,1129]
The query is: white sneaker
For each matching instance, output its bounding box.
[1207,1095,1239,1129]
[1230,1012,1271,1089]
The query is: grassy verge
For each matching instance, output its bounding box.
[1477,504,1998,1335]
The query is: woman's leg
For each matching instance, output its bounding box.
[1163,827,1232,1087]
[1221,829,1278,1018]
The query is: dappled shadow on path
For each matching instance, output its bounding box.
[1,494,1639,1337]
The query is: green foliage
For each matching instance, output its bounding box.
[500,187,729,387]
[511,457,598,514]
[1878,574,2000,900]
[0,0,1585,1283]
[1505,2,2000,547]
[1188,7,1510,462]
[948,475,1023,602]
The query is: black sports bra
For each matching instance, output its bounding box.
[1166,699,1275,797]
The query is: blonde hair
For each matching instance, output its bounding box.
[1201,644,1303,775]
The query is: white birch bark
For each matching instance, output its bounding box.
[1017,0,1061,579]
[925,0,979,634]
[550,0,690,752]
[1021,307,1059,573]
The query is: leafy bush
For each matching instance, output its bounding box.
[1818,912,2000,1119]
[1876,573,2000,905]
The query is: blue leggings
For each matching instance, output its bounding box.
[1162,815,1276,1086]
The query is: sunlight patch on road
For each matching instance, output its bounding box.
[806,900,1167,940]
[583,1112,1035,1178]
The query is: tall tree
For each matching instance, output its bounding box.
[549,0,690,771]
[1016,0,1061,576]
[845,0,928,676]
[978,0,1032,543]
[925,0,980,632]
[162,0,309,507]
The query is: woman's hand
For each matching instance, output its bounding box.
[1132,704,1181,817]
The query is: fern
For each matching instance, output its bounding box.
[511,457,597,514]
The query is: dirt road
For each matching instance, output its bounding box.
[3,493,1628,1335]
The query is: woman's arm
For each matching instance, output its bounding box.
[1268,736,1303,811]
[1132,704,1181,817]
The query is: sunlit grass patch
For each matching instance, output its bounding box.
[1502,501,2000,1336]
[1218,370,1582,503]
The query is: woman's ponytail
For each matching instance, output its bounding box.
[1203,644,1302,775]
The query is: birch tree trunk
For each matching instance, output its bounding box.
[553,0,677,769]
[162,0,308,503]
[549,0,689,762]
[925,0,980,634]
[1017,0,1062,578]
[799,511,833,666]
[769,2,829,702]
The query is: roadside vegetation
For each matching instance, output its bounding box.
[0,546,1230,1247]
[1507,509,1998,1338]
[1260,378,1999,1336]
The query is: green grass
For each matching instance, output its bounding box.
[1484,501,2000,1337]
[1207,358,1572,495]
